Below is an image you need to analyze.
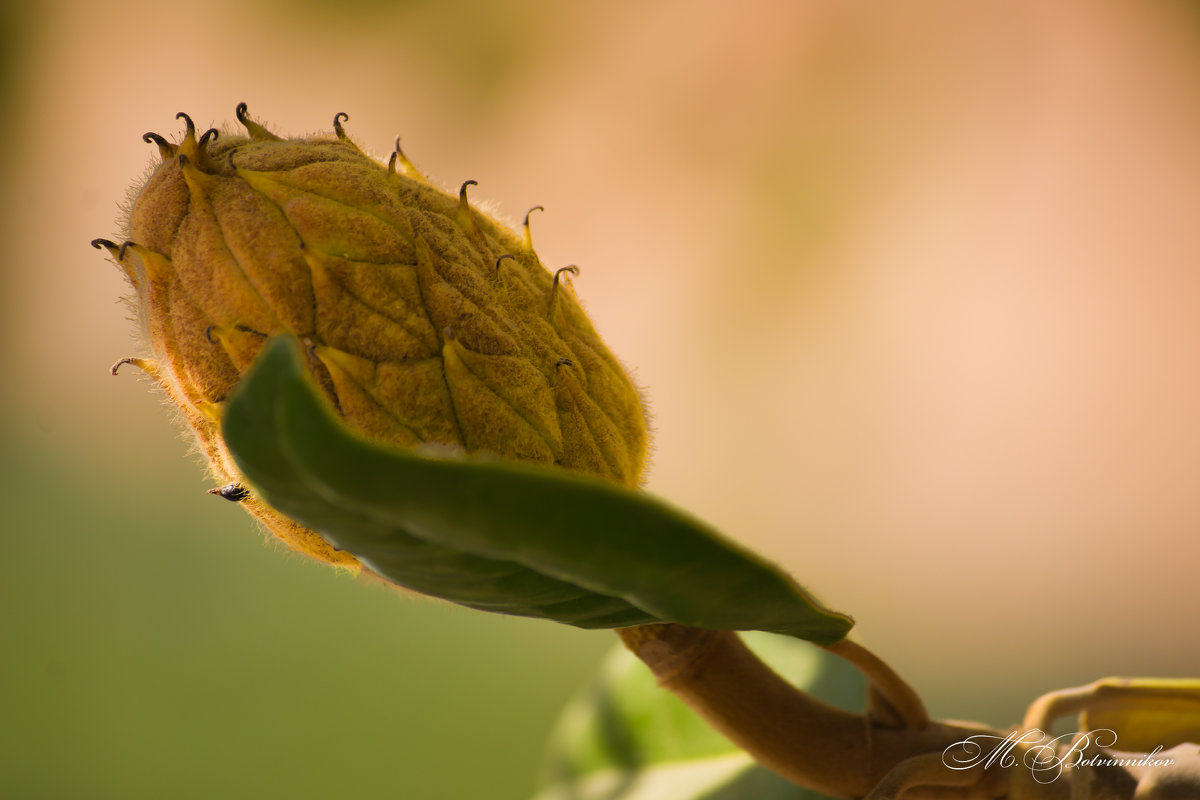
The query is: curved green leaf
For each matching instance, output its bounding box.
[222,336,853,642]
[533,632,864,800]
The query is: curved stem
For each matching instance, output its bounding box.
[616,624,1002,798]
[823,638,930,731]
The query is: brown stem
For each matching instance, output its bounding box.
[824,638,930,731]
[616,625,1164,799]
[616,624,1005,798]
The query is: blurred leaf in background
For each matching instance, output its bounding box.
[534,632,864,800]
[0,421,614,799]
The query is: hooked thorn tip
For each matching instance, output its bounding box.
[524,206,544,227]
[175,112,195,138]
[142,131,175,161]
[110,357,140,376]
[553,264,580,290]
[234,102,280,141]
[456,181,480,234]
[496,254,515,272]
[389,136,425,181]
[333,112,349,139]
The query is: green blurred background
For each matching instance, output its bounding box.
[4,1,1200,797]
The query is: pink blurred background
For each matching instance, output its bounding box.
[4,0,1199,789]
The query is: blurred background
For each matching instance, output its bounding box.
[4,0,1200,797]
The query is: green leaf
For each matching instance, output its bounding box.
[532,632,863,800]
[222,336,853,642]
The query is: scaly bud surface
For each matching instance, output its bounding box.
[98,105,649,568]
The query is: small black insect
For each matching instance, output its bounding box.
[207,483,250,503]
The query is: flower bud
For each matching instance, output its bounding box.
[98,106,649,568]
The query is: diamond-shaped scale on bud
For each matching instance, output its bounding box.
[97,105,649,569]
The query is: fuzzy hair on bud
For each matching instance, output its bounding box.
[100,106,650,568]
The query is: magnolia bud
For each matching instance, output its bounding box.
[97,105,649,568]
